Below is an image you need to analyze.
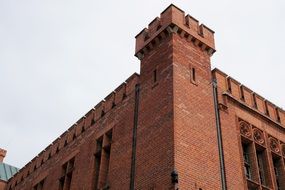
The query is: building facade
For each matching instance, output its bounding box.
[3,4,285,190]
[0,149,18,190]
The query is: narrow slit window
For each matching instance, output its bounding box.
[100,131,112,189]
[122,85,127,100]
[94,137,103,190]
[101,143,111,189]
[112,101,116,108]
[72,133,76,141]
[276,108,281,122]
[264,101,269,116]
[240,86,245,101]
[81,126,85,133]
[192,68,196,82]
[252,94,257,109]
[101,110,105,117]
[153,69,157,83]
[56,146,59,154]
[227,78,232,92]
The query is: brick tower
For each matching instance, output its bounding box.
[134,4,221,189]
[7,4,285,190]
[5,4,225,190]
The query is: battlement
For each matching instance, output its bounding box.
[135,4,215,59]
[213,68,285,129]
[8,73,140,187]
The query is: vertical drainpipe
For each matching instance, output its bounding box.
[212,79,227,190]
[130,84,140,190]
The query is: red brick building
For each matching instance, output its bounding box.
[0,149,18,190]
[3,4,285,190]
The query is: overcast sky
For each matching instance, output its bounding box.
[0,0,284,168]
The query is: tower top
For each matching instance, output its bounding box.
[0,148,7,163]
[135,4,215,59]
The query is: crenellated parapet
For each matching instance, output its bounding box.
[135,4,215,60]
[213,68,285,129]
[7,73,140,188]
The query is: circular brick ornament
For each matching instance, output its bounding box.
[240,121,251,137]
[253,128,265,145]
[269,138,280,153]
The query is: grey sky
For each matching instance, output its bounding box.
[0,0,284,168]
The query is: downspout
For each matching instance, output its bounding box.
[130,84,140,190]
[212,79,227,190]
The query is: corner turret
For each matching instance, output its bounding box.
[135,4,215,60]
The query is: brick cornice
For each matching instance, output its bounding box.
[223,92,285,132]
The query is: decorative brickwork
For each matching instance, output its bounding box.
[253,128,265,145]
[240,120,251,138]
[269,137,280,154]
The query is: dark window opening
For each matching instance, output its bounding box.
[240,86,245,101]
[100,132,112,189]
[48,152,51,160]
[101,146,111,189]
[94,138,103,190]
[59,177,64,190]
[265,101,269,116]
[242,143,252,180]
[101,110,105,117]
[94,131,112,190]
[112,102,116,108]
[273,158,281,190]
[91,119,96,125]
[72,133,76,141]
[276,108,281,122]
[256,150,267,186]
[192,68,196,82]
[59,157,75,190]
[33,179,45,190]
[56,147,59,154]
[153,69,157,83]
[227,78,232,92]
[81,126,85,133]
[252,94,258,109]
[122,93,127,100]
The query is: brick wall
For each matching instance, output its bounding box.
[213,69,285,189]
[5,4,285,190]
[6,74,139,190]
[172,31,221,189]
